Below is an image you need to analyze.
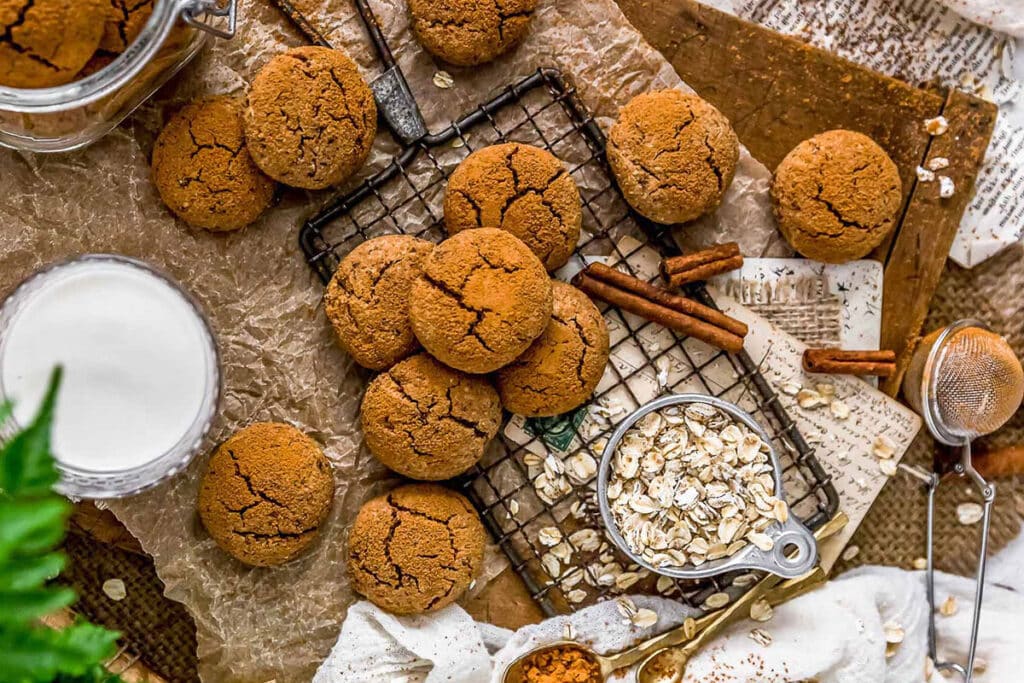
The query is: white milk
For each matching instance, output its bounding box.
[0,257,218,476]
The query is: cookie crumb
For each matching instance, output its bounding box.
[938,176,956,198]
[916,166,935,183]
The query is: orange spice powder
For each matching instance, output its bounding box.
[520,645,603,683]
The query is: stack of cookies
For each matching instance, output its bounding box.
[324,143,612,614]
[150,45,377,232]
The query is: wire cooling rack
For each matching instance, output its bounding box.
[296,57,839,615]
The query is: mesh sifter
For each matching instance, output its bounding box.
[903,319,1024,682]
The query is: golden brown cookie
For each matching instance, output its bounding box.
[99,0,153,53]
[151,96,276,231]
[445,143,582,271]
[497,281,609,417]
[771,130,902,264]
[410,228,553,373]
[0,0,107,88]
[607,90,739,225]
[347,484,486,614]
[408,0,537,67]
[197,422,335,567]
[244,46,377,190]
[325,235,434,370]
[361,353,501,480]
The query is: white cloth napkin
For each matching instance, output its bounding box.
[315,541,1024,682]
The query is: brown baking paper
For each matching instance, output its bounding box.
[0,0,782,680]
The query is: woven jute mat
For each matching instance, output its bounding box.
[64,246,1024,681]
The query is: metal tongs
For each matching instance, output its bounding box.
[903,319,1024,681]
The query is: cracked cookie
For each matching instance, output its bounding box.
[244,46,377,190]
[197,422,335,567]
[100,0,153,53]
[325,235,434,370]
[771,129,902,263]
[151,96,276,231]
[361,353,501,480]
[497,281,609,417]
[410,227,553,373]
[408,0,537,67]
[607,90,739,225]
[347,483,485,614]
[0,0,107,88]
[445,143,582,271]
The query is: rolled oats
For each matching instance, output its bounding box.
[957,502,984,525]
[607,403,785,570]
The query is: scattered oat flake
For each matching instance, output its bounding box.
[873,435,896,460]
[563,622,575,640]
[938,176,955,198]
[916,166,936,182]
[830,399,851,420]
[886,642,899,659]
[912,557,928,570]
[797,389,827,409]
[749,628,773,647]
[566,589,588,604]
[927,157,950,171]
[957,502,984,525]
[656,576,674,594]
[924,116,949,135]
[451,137,465,148]
[940,595,958,617]
[102,578,126,601]
[508,499,519,517]
[616,596,637,620]
[432,70,454,88]
[632,608,658,628]
[538,526,562,547]
[879,459,898,477]
[925,656,936,680]
[841,545,860,562]
[704,592,731,609]
[750,599,773,622]
[780,380,801,396]
[884,620,905,644]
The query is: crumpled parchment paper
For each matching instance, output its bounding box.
[0,0,784,680]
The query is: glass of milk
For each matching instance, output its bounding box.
[0,255,221,498]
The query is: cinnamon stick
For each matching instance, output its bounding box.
[661,242,743,287]
[572,266,746,354]
[802,348,897,377]
[583,263,748,337]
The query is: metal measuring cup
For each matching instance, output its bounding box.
[596,394,819,581]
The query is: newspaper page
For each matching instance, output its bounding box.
[710,0,1024,268]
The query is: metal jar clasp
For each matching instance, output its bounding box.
[182,0,238,39]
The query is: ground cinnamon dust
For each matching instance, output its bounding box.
[520,645,603,683]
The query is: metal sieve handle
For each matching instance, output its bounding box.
[182,0,238,40]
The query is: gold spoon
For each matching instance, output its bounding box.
[500,512,847,683]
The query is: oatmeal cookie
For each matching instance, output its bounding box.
[347,484,485,614]
[497,281,609,417]
[197,422,335,567]
[410,228,553,373]
[151,96,276,231]
[771,129,902,263]
[325,235,434,370]
[408,0,537,67]
[445,143,582,271]
[0,0,107,88]
[360,353,501,480]
[244,46,376,190]
[607,90,739,225]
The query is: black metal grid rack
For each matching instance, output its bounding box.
[279,0,839,618]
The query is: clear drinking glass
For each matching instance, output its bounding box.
[0,0,236,153]
[0,255,221,499]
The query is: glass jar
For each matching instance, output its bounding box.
[0,0,237,153]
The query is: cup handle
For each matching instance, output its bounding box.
[762,517,820,578]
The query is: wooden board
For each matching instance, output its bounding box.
[613,0,997,396]
[71,1,999,675]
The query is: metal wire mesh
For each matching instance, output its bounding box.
[299,68,838,617]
